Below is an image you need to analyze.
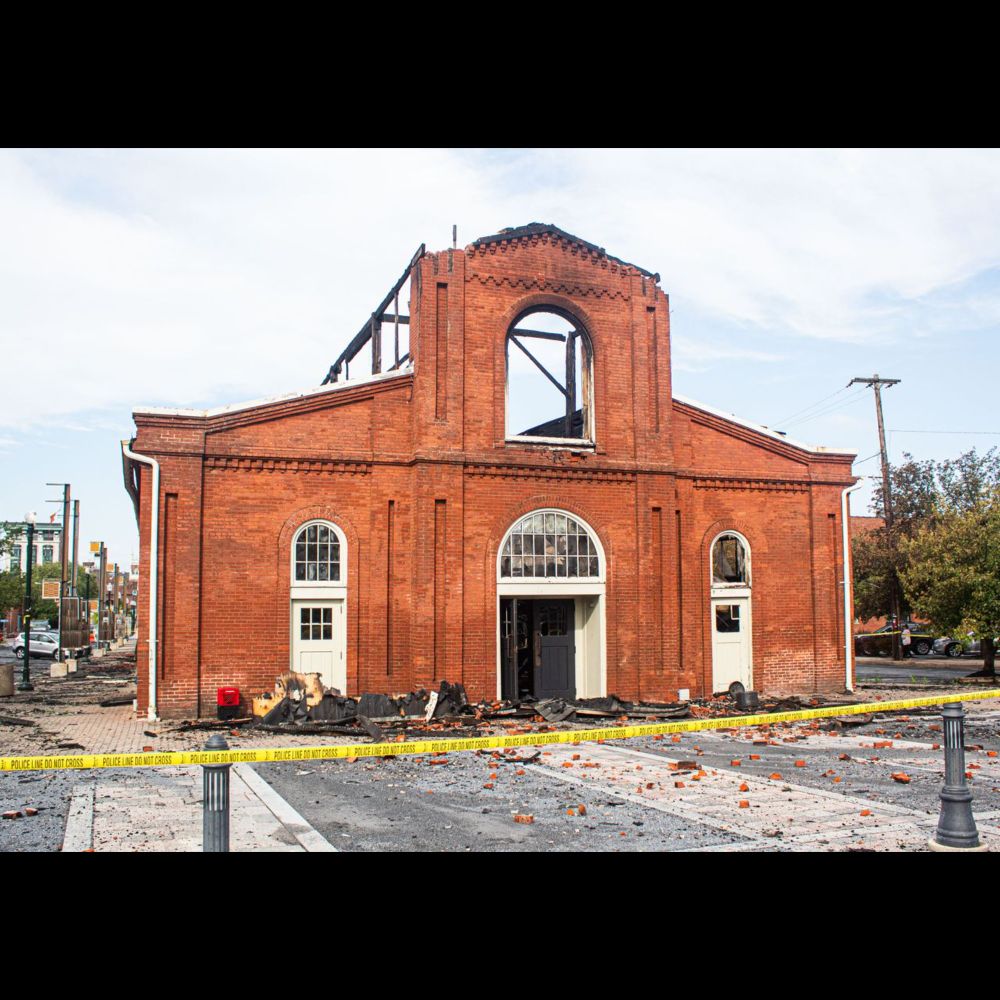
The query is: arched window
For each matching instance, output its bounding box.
[712,533,750,587]
[499,510,603,580]
[505,308,593,442]
[289,520,348,693]
[292,522,344,584]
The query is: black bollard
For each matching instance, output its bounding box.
[929,702,987,852]
[202,733,231,853]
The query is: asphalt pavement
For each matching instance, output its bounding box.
[856,654,989,684]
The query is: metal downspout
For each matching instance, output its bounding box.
[842,479,865,693]
[121,440,160,721]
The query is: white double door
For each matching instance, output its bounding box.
[711,597,751,692]
[291,599,346,693]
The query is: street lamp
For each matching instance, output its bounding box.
[17,512,37,691]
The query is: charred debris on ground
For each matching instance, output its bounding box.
[176,674,858,742]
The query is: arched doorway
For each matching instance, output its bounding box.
[709,531,752,693]
[497,509,606,701]
[289,520,348,692]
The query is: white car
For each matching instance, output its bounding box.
[12,631,60,659]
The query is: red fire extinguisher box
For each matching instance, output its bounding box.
[217,686,241,720]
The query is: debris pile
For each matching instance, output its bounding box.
[243,673,694,740]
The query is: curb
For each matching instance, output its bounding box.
[63,785,94,851]
[233,764,337,852]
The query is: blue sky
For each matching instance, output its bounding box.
[3,147,1000,563]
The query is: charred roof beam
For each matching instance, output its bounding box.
[321,243,425,385]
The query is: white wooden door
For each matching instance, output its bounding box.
[711,598,751,692]
[291,599,345,693]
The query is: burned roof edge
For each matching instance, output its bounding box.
[133,365,413,421]
[471,223,659,281]
[672,394,856,459]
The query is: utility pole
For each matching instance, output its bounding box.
[95,542,106,651]
[17,513,37,691]
[46,483,70,662]
[71,500,79,597]
[848,375,902,658]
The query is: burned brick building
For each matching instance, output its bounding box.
[123,223,858,719]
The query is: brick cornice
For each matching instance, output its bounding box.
[467,272,629,302]
[690,476,809,494]
[466,229,651,281]
[465,462,636,485]
[678,473,853,491]
[205,455,370,475]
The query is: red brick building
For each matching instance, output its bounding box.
[123,224,858,719]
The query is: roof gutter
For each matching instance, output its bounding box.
[121,440,160,721]
[842,479,865,693]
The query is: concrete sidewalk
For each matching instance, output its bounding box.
[61,763,334,852]
[0,640,336,852]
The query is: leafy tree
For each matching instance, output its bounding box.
[852,529,904,624]
[0,571,22,618]
[0,563,98,628]
[900,494,1000,675]
[855,448,1000,633]
[0,521,23,561]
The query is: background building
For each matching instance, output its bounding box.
[1,520,62,572]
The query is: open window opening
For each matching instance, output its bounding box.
[321,245,424,385]
[505,308,593,442]
[712,533,750,587]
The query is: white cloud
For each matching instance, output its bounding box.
[3,147,1000,433]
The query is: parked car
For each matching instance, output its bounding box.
[12,631,60,659]
[933,636,998,658]
[854,622,934,657]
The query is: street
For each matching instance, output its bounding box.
[252,699,1000,852]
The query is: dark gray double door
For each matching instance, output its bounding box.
[500,598,575,701]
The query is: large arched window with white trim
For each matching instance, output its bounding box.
[711,532,750,588]
[293,522,343,584]
[499,510,603,580]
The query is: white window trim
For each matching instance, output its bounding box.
[709,530,751,598]
[497,508,606,585]
[290,519,348,593]
[504,311,597,448]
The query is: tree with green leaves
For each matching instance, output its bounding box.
[0,563,98,628]
[899,493,1000,676]
[0,521,23,561]
[854,448,1000,664]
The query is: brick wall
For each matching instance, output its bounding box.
[131,229,856,717]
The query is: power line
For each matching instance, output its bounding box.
[889,429,1000,435]
[774,386,848,427]
[781,387,870,430]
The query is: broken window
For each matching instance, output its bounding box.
[506,309,593,441]
[500,511,601,580]
[712,534,749,586]
[293,523,341,583]
[715,604,741,633]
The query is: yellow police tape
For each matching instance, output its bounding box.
[3,689,1000,772]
